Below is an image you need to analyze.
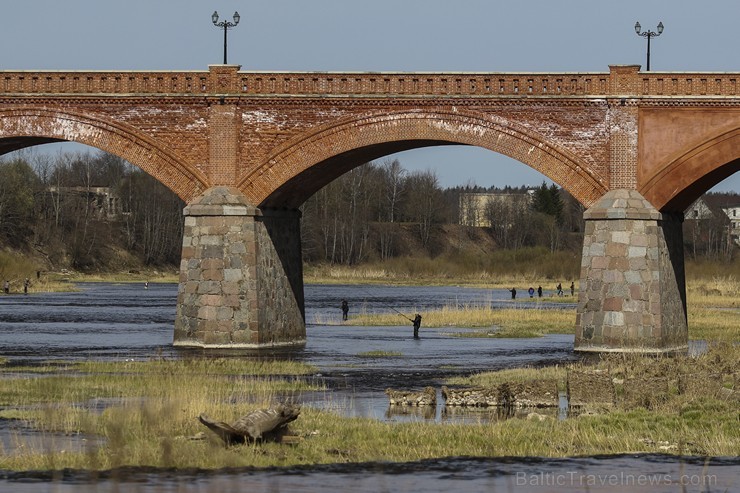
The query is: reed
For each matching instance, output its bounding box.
[0,347,737,471]
[446,365,567,388]
[346,305,574,338]
[357,350,403,357]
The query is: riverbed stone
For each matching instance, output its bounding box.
[441,381,558,408]
[385,387,437,406]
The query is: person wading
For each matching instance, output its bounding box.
[341,299,349,321]
[412,314,422,339]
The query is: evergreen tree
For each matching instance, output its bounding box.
[531,181,564,224]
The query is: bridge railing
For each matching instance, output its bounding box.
[0,72,211,95]
[0,69,737,97]
[637,73,738,97]
[236,73,614,96]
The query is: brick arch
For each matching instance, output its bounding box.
[0,108,210,201]
[238,109,607,209]
[641,128,740,212]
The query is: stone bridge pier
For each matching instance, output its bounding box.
[174,187,305,348]
[575,190,688,353]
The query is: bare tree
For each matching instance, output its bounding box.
[403,169,444,248]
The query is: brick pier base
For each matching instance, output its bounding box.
[174,187,305,348]
[575,190,688,353]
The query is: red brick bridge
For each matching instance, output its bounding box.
[1,64,738,352]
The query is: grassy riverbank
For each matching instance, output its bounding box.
[0,346,737,471]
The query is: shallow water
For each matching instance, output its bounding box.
[0,283,736,492]
[1,455,737,493]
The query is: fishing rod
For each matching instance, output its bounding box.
[386,304,414,323]
[349,283,416,323]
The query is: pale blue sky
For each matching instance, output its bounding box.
[2,0,738,192]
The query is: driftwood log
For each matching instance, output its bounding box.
[199,403,300,445]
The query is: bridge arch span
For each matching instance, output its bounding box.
[238,110,608,209]
[0,108,210,201]
[641,127,740,212]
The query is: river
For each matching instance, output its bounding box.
[0,282,736,492]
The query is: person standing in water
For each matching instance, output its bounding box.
[412,314,422,339]
[341,299,349,321]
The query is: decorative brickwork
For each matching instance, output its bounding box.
[575,190,688,353]
[1,64,738,350]
[1,65,737,210]
[607,103,638,189]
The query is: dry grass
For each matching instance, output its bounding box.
[345,305,574,338]
[304,251,579,288]
[686,275,740,308]
[0,251,73,293]
[447,365,567,388]
[0,346,737,471]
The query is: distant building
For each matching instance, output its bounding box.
[684,198,715,220]
[47,186,124,220]
[721,204,740,245]
[459,191,532,227]
[684,195,740,246]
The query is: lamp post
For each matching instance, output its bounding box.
[212,11,240,64]
[634,21,664,71]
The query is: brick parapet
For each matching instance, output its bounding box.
[1,66,737,98]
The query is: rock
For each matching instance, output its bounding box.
[385,386,436,406]
[442,381,559,408]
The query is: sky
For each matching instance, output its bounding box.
[1,0,738,192]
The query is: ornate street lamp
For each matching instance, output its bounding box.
[634,21,664,71]
[212,11,240,64]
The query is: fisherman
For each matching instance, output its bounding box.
[412,314,422,339]
[537,286,543,298]
[341,299,349,321]
[23,278,30,295]
[528,286,535,298]
[509,287,516,300]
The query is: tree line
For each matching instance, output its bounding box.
[0,150,184,270]
[0,150,736,271]
[300,159,587,265]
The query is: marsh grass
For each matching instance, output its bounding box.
[348,305,573,338]
[0,346,738,470]
[0,357,324,471]
[2,400,737,469]
[688,306,740,341]
[686,275,740,308]
[338,276,736,340]
[356,350,403,358]
[447,365,568,389]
